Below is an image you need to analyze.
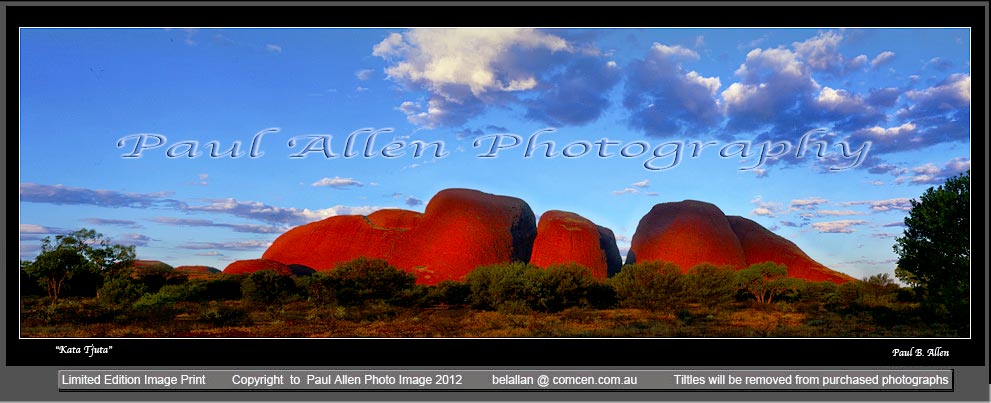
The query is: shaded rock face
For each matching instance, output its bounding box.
[529,210,622,280]
[223,259,293,276]
[128,260,174,279]
[627,200,747,271]
[174,265,220,274]
[263,188,537,285]
[727,216,855,284]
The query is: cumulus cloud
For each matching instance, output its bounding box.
[311,176,364,189]
[375,28,618,128]
[265,44,283,53]
[151,217,286,234]
[624,43,722,136]
[721,47,819,131]
[792,31,845,74]
[631,179,650,188]
[404,197,423,207]
[870,51,896,68]
[811,219,870,233]
[898,73,970,119]
[865,87,901,108]
[895,157,970,185]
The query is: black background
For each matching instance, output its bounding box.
[7,4,987,368]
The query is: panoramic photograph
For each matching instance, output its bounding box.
[18,27,970,338]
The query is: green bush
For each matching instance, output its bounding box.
[97,272,147,307]
[465,262,549,311]
[299,272,336,305]
[328,258,417,306]
[202,276,243,300]
[683,264,737,309]
[857,273,900,307]
[431,280,471,306]
[241,270,297,304]
[607,261,685,310]
[542,264,613,311]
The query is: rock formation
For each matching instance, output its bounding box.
[727,216,855,283]
[263,188,536,285]
[223,259,293,276]
[529,210,622,280]
[627,200,747,270]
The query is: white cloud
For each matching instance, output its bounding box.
[612,188,640,195]
[311,176,364,189]
[631,179,650,188]
[355,69,374,81]
[750,195,783,217]
[870,51,896,68]
[20,224,56,234]
[375,28,570,98]
[811,220,870,233]
[792,31,844,72]
[265,44,283,53]
[841,198,913,212]
[815,210,864,216]
[790,197,829,210]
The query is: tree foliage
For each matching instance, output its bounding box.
[23,228,135,305]
[736,262,800,304]
[893,170,969,329]
[607,261,685,310]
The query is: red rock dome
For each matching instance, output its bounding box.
[262,188,537,285]
[174,265,220,274]
[223,259,293,276]
[727,216,854,283]
[529,210,621,280]
[627,200,747,271]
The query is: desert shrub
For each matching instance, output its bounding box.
[431,280,471,306]
[542,263,611,311]
[241,270,297,304]
[607,261,685,310]
[198,303,251,326]
[299,272,336,306]
[97,272,147,307]
[857,273,900,307]
[202,275,243,300]
[465,262,549,311]
[328,258,417,306]
[497,300,533,315]
[393,284,433,307]
[836,280,862,309]
[683,264,737,310]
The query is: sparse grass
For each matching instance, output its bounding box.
[19,296,956,337]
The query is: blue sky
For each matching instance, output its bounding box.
[19,28,971,279]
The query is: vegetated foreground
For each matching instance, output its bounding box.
[20,258,958,338]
